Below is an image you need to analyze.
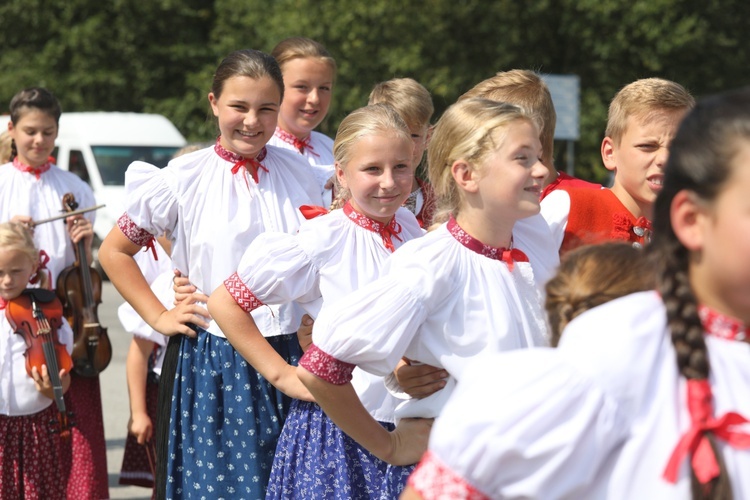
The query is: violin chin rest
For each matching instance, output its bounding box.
[22,288,58,303]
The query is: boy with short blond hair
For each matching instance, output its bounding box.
[542,77,695,254]
[460,69,600,198]
[368,77,436,226]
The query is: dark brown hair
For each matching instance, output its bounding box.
[211,49,284,102]
[8,87,62,161]
[648,86,750,499]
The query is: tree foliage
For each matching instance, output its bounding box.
[1,0,748,182]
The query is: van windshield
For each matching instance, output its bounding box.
[91,146,180,185]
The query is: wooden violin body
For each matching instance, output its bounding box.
[6,288,75,437]
[56,192,112,377]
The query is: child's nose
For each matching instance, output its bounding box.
[243,112,260,127]
[307,89,320,105]
[380,170,396,188]
[531,159,548,181]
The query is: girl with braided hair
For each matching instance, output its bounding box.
[402,87,750,499]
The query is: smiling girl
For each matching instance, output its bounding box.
[268,37,337,205]
[99,49,322,499]
[298,98,558,496]
[209,103,425,499]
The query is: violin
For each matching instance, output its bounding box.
[56,193,112,377]
[6,288,74,438]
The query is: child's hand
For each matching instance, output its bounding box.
[128,411,154,445]
[154,292,211,337]
[297,314,314,352]
[394,358,448,399]
[31,365,70,400]
[10,214,34,234]
[65,215,94,247]
[386,417,434,465]
[173,270,209,304]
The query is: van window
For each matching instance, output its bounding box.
[68,150,91,184]
[91,146,180,186]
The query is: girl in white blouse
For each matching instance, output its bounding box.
[208,103,424,499]
[267,37,337,206]
[404,87,750,500]
[99,49,322,499]
[298,98,559,497]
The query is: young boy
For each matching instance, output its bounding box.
[459,69,601,199]
[541,78,694,254]
[368,78,436,227]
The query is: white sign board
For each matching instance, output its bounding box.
[541,74,580,141]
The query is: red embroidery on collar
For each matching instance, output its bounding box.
[343,201,402,252]
[274,127,319,157]
[13,157,51,180]
[213,137,268,184]
[447,216,528,271]
[698,305,748,342]
[663,379,750,484]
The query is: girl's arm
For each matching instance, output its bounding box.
[298,365,432,465]
[126,337,154,444]
[208,285,314,401]
[99,225,208,337]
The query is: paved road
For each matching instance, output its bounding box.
[99,281,153,500]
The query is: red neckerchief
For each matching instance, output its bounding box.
[28,250,51,285]
[13,157,51,180]
[214,137,268,184]
[663,305,750,485]
[446,215,528,271]
[343,201,402,252]
[299,205,329,220]
[274,127,319,157]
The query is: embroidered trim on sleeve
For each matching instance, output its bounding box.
[408,450,489,500]
[299,344,355,385]
[117,213,155,247]
[223,272,265,313]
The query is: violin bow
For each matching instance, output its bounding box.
[31,204,106,226]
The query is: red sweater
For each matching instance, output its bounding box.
[541,171,601,200]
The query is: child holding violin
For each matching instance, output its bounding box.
[0,87,109,499]
[0,221,74,499]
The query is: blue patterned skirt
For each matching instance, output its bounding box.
[165,329,300,499]
[266,399,393,499]
[381,463,416,499]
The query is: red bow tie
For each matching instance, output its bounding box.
[299,205,329,220]
[275,127,319,157]
[230,148,268,184]
[663,379,750,484]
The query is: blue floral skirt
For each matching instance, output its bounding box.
[381,463,416,499]
[165,329,300,499]
[266,399,393,499]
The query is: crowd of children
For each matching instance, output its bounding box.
[2,35,748,500]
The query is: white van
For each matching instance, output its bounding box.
[2,111,187,242]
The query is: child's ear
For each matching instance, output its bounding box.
[425,125,434,146]
[671,190,707,252]
[451,159,479,194]
[601,137,617,172]
[335,162,347,190]
[208,92,219,117]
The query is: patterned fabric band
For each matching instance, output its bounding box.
[342,201,402,252]
[408,450,489,500]
[117,213,158,260]
[274,127,319,157]
[214,137,268,183]
[13,157,52,180]
[223,272,265,313]
[446,215,528,271]
[698,304,748,341]
[298,344,355,385]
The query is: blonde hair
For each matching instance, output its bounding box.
[460,70,556,167]
[0,222,47,289]
[427,98,537,223]
[545,242,655,347]
[330,103,411,209]
[271,37,337,77]
[0,130,11,164]
[605,78,695,144]
[368,78,434,131]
